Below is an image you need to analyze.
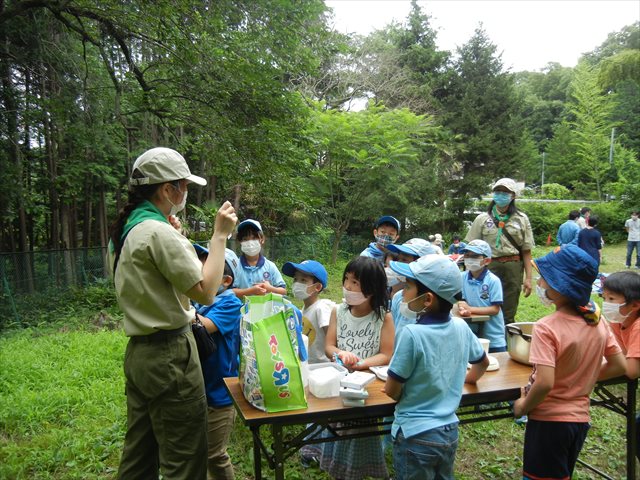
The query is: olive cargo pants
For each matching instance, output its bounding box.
[488,259,524,326]
[117,330,208,480]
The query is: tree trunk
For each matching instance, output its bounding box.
[1,33,34,291]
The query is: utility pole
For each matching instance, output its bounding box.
[609,127,615,164]
[541,152,545,193]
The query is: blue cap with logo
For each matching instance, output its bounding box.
[387,238,436,258]
[375,215,401,232]
[461,239,492,258]
[282,260,328,289]
[533,244,598,306]
[389,255,462,305]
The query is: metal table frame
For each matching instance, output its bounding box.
[225,353,637,480]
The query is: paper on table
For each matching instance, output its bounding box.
[369,365,389,381]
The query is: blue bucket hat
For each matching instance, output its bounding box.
[461,239,492,258]
[375,215,401,232]
[282,260,328,289]
[533,244,598,306]
[390,255,462,305]
[387,238,436,258]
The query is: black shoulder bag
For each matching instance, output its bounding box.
[192,315,217,364]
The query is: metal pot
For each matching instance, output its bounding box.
[506,322,536,366]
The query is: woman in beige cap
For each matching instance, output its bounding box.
[109,147,237,480]
[465,178,534,327]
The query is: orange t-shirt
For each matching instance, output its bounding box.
[608,318,640,359]
[528,311,621,423]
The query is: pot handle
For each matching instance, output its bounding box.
[506,324,532,343]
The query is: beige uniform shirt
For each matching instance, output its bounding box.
[465,210,535,257]
[112,220,203,336]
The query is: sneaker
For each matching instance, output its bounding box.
[514,415,528,425]
[626,265,631,269]
[300,454,319,468]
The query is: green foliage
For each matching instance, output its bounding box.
[568,62,617,200]
[516,201,629,245]
[0,330,127,479]
[540,183,572,200]
[440,26,531,210]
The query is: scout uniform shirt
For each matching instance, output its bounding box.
[466,210,535,258]
[112,220,203,336]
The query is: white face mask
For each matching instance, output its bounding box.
[240,240,261,256]
[464,258,484,272]
[385,267,405,287]
[167,188,187,216]
[535,285,554,307]
[399,293,426,320]
[343,287,368,306]
[602,301,629,323]
[292,281,312,300]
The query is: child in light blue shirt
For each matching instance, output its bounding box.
[385,255,489,480]
[360,215,401,262]
[457,239,507,353]
[232,219,286,300]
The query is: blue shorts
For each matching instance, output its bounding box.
[523,419,589,480]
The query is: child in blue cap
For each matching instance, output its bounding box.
[193,245,244,479]
[233,219,287,300]
[282,260,335,365]
[513,244,625,480]
[282,259,336,467]
[385,255,489,479]
[457,239,507,354]
[360,215,401,263]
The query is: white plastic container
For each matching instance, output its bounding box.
[300,334,310,387]
[308,364,347,398]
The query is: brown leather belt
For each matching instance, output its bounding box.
[494,255,521,263]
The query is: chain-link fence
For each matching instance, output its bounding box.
[0,234,368,326]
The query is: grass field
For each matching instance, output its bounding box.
[0,243,637,479]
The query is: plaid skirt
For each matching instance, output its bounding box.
[319,423,388,480]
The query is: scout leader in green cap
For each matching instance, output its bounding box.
[108,147,237,480]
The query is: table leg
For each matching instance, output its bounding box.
[626,379,637,480]
[251,426,262,480]
[271,424,285,480]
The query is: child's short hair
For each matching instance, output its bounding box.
[343,256,387,319]
[568,210,580,220]
[580,207,591,215]
[603,271,640,303]
[588,215,598,227]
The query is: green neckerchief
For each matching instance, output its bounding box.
[109,200,169,253]
[492,205,511,249]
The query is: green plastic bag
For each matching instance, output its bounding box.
[239,294,307,413]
